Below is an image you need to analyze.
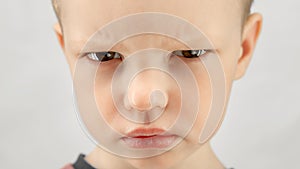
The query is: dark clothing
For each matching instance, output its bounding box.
[61,154,234,169]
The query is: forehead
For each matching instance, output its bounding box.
[59,0,243,53]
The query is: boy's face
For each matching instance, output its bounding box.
[54,0,261,168]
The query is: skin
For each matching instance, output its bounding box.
[53,0,262,168]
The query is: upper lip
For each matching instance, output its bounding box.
[125,128,167,138]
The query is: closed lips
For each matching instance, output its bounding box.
[122,128,178,148]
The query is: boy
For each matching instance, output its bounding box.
[52,0,262,169]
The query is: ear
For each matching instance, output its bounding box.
[234,13,263,80]
[53,23,65,51]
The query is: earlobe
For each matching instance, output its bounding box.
[53,23,65,50]
[234,13,263,80]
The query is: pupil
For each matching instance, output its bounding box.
[183,51,192,57]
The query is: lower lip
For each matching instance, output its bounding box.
[122,135,177,149]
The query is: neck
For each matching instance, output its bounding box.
[85,142,225,169]
[173,142,225,169]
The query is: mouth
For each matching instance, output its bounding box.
[121,128,178,149]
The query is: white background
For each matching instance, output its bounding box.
[0,1,299,169]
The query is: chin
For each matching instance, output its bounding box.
[128,152,178,169]
[126,138,194,169]
[127,157,175,169]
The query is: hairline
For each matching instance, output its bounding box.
[51,0,254,34]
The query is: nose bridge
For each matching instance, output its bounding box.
[112,34,187,58]
[121,49,172,112]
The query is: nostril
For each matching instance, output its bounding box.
[124,88,168,112]
[150,90,168,109]
[124,93,133,110]
[126,90,152,111]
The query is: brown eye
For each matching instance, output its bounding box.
[87,51,123,62]
[172,49,208,58]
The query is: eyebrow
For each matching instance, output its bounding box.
[75,12,215,56]
[79,35,214,57]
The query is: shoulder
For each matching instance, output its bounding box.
[61,154,96,169]
[61,163,74,169]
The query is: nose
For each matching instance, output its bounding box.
[125,69,169,112]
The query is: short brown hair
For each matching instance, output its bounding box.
[244,0,254,20]
[52,0,61,25]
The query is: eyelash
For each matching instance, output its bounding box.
[85,49,209,62]
[172,49,209,58]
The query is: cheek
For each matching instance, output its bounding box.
[94,63,122,128]
[185,47,241,144]
[220,42,242,90]
[182,59,213,143]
